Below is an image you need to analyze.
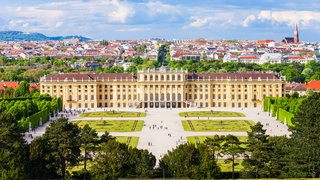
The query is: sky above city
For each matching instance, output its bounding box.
[1,0,320,41]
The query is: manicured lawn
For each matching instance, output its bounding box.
[73,120,144,132]
[179,110,245,117]
[80,111,146,117]
[187,136,248,144]
[115,136,139,148]
[217,159,243,172]
[182,120,255,132]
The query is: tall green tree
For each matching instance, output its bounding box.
[128,148,156,178]
[222,135,244,179]
[14,81,30,97]
[242,122,270,178]
[91,139,130,179]
[267,136,290,178]
[29,136,59,179]
[159,143,199,178]
[80,124,98,172]
[0,112,28,179]
[194,143,221,179]
[159,143,220,179]
[43,117,81,179]
[310,72,320,80]
[284,92,320,178]
[203,135,224,161]
[23,68,45,82]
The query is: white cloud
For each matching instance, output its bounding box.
[242,15,256,27]
[183,11,240,29]
[257,10,320,27]
[115,27,151,32]
[1,0,320,40]
[187,16,212,28]
[22,23,29,28]
[145,1,181,16]
[107,0,134,23]
[0,0,138,37]
[55,22,63,28]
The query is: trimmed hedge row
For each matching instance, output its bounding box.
[278,108,294,126]
[263,97,295,126]
[16,97,62,132]
[19,108,49,131]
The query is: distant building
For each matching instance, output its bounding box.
[283,54,314,64]
[238,55,260,64]
[260,53,282,64]
[282,37,294,44]
[286,80,320,96]
[0,81,19,91]
[223,53,238,63]
[282,23,300,44]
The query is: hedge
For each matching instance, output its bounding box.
[263,97,294,126]
[278,108,294,126]
[17,97,62,132]
[19,108,49,131]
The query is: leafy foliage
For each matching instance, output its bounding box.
[42,117,81,179]
[284,93,320,178]
[0,113,28,179]
[159,143,220,179]
[91,139,156,179]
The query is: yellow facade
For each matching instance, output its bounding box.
[40,67,285,109]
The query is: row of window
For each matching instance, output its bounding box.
[51,90,279,100]
[43,83,281,91]
[143,74,183,81]
[69,100,260,109]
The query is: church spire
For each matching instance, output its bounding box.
[294,23,299,43]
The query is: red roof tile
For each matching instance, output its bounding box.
[0,82,19,90]
[305,80,320,90]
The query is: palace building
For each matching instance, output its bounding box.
[40,67,285,109]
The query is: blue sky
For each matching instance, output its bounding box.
[1,0,320,41]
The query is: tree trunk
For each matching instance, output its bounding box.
[232,155,235,180]
[62,158,66,180]
[84,149,87,171]
[84,149,87,180]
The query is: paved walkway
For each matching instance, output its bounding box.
[24,107,290,165]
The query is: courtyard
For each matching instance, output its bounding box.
[26,107,290,170]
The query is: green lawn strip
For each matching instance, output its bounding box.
[115,136,139,148]
[73,120,144,132]
[80,111,146,118]
[179,111,245,117]
[182,120,255,132]
[68,160,93,173]
[217,159,243,172]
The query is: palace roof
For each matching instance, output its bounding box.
[41,73,136,82]
[41,71,283,82]
[189,72,281,80]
